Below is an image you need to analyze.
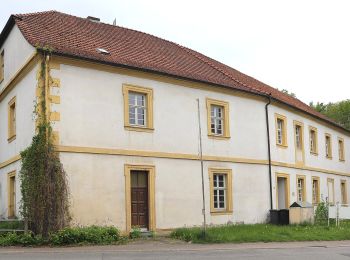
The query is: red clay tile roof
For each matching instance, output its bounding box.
[3,10,346,131]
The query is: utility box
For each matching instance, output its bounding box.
[289,202,314,224]
[269,209,289,225]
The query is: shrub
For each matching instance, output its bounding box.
[130,227,141,239]
[0,226,122,247]
[0,232,44,246]
[315,201,328,225]
[50,226,120,245]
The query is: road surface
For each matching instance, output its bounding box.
[0,239,349,259]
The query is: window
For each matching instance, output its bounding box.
[209,168,232,214]
[8,96,16,142]
[294,121,304,150]
[312,177,320,205]
[206,98,230,138]
[275,114,287,147]
[325,134,332,159]
[338,137,345,161]
[296,175,306,203]
[0,50,4,82]
[327,178,335,205]
[211,105,223,135]
[7,171,16,218]
[341,180,347,205]
[309,126,318,155]
[129,92,146,126]
[123,84,153,131]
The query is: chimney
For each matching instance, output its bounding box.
[87,16,100,23]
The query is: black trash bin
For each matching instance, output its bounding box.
[269,210,279,224]
[278,209,289,225]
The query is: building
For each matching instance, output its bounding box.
[0,11,348,232]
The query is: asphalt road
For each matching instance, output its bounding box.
[0,240,350,260]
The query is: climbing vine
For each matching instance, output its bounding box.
[19,52,70,237]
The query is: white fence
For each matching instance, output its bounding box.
[328,203,350,226]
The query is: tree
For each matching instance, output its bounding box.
[280,89,296,98]
[310,100,350,130]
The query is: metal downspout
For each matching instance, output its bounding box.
[265,94,273,210]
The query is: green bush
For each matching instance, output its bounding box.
[0,232,44,246]
[315,202,328,225]
[130,227,141,239]
[0,226,122,246]
[50,226,120,245]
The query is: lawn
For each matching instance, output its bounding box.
[171,223,350,243]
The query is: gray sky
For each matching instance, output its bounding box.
[1,0,349,104]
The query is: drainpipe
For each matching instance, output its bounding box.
[265,94,273,210]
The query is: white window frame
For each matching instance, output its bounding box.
[210,105,224,136]
[213,174,227,210]
[297,177,305,202]
[277,119,283,145]
[295,124,302,149]
[128,91,147,127]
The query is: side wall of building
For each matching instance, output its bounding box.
[0,25,35,91]
[48,58,349,230]
[0,65,38,218]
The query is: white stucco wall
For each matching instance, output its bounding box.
[270,105,350,173]
[0,65,38,163]
[272,166,350,207]
[0,63,38,217]
[56,64,268,160]
[0,48,349,229]
[0,25,35,91]
[60,152,271,230]
[49,61,350,229]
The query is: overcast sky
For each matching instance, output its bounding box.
[1,0,349,104]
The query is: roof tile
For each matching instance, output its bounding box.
[8,10,344,130]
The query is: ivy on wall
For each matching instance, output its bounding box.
[19,52,70,237]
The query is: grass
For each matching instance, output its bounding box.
[171,222,350,243]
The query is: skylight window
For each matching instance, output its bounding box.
[96,48,110,55]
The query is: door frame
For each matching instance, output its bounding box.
[124,164,155,233]
[275,173,290,209]
[7,171,16,218]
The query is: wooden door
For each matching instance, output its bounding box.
[131,171,148,229]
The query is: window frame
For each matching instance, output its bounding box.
[341,180,348,205]
[309,126,318,155]
[123,84,154,132]
[275,113,287,147]
[8,96,16,142]
[0,50,4,83]
[209,168,233,215]
[206,98,230,139]
[325,133,332,159]
[311,176,320,205]
[296,175,306,203]
[7,171,16,218]
[338,137,345,162]
[327,178,335,205]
